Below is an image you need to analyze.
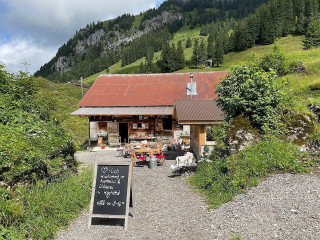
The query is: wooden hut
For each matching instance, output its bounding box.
[71,72,227,148]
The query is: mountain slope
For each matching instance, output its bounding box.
[34,0,270,82]
[35,79,88,146]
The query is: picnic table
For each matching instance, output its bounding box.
[125,143,163,166]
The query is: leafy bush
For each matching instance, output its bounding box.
[189,138,312,209]
[0,64,91,239]
[0,65,76,185]
[217,64,284,133]
[258,45,293,76]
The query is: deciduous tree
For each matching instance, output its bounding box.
[217,64,283,132]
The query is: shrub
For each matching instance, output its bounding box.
[0,66,76,185]
[189,137,312,209]
[217,64,284,133]
[258,45,292,76]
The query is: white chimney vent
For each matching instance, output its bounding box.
[187,82,197,95]
[187,73,197,96]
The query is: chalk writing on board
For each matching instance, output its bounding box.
[92,164,129,215]
[89,161,132,230]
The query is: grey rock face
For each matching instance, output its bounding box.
[51,11,182,73]
[143,10,183,31]
[105,11,183,51]
[52,56,73,73]
[226,116,260,154]
[75,29,105,54]
[286,114,314,145]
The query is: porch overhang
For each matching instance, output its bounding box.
[173,99,225,124]
[71,106,173,117]
[177,121,223,125]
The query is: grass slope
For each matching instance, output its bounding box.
[83,28,318,81]
[3,169,93,240]
[35,78,88,147]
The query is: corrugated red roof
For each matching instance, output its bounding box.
[78,72,228,107]
[174,99,224,122]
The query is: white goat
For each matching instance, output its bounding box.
[171,152,194,171]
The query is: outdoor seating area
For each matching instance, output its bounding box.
[113,140,197,176]
[123,142,165,166]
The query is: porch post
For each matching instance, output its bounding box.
[88,118,91,148]
[199,125,206,156]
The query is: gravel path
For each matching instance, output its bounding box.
[54,150,320,240]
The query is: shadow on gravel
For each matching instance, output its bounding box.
[91,218,125,227]
[169,165,198,178]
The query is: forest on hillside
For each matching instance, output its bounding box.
[34,0,320,82]
[139,0,320,73]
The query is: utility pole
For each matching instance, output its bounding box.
[21,58,31,73]
[80,76,84,98]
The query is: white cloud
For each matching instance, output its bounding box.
[1,0,160,44]
[0,0,165,74]
[0,37,56,74]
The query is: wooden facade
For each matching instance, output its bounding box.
[89,115,183,146]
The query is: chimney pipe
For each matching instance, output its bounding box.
[190,73,193,99]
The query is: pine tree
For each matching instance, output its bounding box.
[305,0,314,18]
[282,0,294,36]
[258,4,276,44]
[186,37,192,48]
[198,40,207,67]
[246,14,259,48]
[222,31,230,53]
[293,0,306,34]
[170,43,178,71]
[270,0,285,38]
[228,32,236,52]
[213,36,224,67]
[207,34,214,59]
[139,62,145,73]
[176,41,185,70]
[234,20,250,51]
[303,18,320,49]
[146,47,154,63]
[146,49,154,73]
[160,42,171,72]
[191,39,199,67]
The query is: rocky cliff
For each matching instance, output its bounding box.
[52,10,182,74]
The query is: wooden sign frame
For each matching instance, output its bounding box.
[88,161,133,230]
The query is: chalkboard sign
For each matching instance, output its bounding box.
[88,161,133,230]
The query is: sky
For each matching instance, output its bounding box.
[0,0,166,74]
